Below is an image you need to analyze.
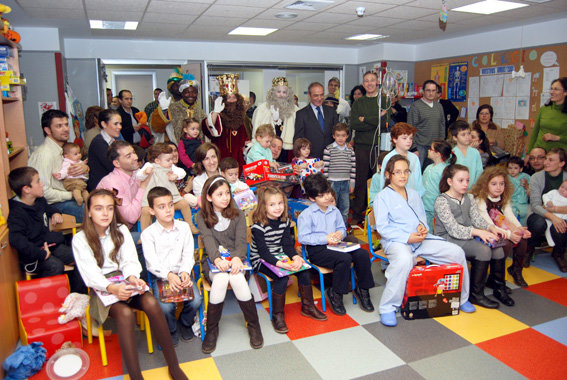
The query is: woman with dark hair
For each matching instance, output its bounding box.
[472,104,503,148]
[87,109,122,191]
[349,85,366,106]
[471,126,496,168]
[528,77,567,152]
[84,106,104,152]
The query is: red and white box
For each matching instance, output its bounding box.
[401,263,463,320]
[243,160,299,186]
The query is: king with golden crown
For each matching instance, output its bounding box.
[203,73,252,169]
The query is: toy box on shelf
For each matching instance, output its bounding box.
[243,160,299,187]
[401,263,463,320]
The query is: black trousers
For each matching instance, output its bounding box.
[258,264,311,295]
[351,147,375,223]
[33,244,87,294]
[527,213,548,250]
[306,246,374,294]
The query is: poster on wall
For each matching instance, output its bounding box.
[38,101,57,120]
[448,62,468,102]
[431,64,448,98]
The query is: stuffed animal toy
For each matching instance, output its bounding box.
[0,4,20,43]
[135,110,154,148]
[58,293,90,324]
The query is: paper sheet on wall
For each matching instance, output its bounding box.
[469,76,479,98]
[491,96,516,120]
[480,75,504,97]
[541,91,551,107]
[543,66,560,92]
[516,73,531,96]
[503,76,517,97]
[502,119,515,129]
[515,96,530,120]
[491,97,504,118]
[468,97,479,123]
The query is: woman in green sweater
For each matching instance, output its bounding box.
[528,77,567,152]
[349,71,390,225]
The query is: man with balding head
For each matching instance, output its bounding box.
[293,82,338,159]
[524,147,547,175]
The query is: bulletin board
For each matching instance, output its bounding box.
[414,43,567,156]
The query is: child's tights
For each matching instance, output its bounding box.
[209,271,251,304]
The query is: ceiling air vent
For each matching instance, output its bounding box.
[285,1,335,11]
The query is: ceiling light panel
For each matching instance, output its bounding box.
[228,27,278,36]
[452,1,529,15]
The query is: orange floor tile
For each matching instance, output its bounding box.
[270,301,359,340]
[527,278,567,307]
[477,328,567,380]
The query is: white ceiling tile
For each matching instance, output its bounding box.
[23,8,85,19]
[214,0,280,6]
[184,24,235,35]
[191,16,248,27]
[16,0,84,8]
[87,10,144,21]
[240,18,297,28]
[85,0,149,11]
[402,0,445,10]
[327,1,396,15]
[202,4,264,18]
[142,12,196,24]
[145,1,211,14]
[378,5,438,19]
[303,12,359,23]
[287,22,335,32]
[540,0,567,10]
[345,15,406,27]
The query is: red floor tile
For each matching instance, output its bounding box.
[527,278,567,307]
[477,328,567,380]
[267,301,359,340]
[31,334,123,380]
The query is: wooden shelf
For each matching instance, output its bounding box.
[1,97,19,103]
[7,147,23,159]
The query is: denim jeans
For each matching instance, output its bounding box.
[331,180,350,226]
[151,280,202,334]
[50,200,84,223]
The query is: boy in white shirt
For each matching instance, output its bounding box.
[141,187,202,345]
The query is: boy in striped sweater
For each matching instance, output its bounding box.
[323,122,356,226]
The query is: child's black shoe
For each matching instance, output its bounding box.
[325,288,346,315]
[179,323,195,341]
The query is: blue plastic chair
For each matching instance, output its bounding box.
[365,210,389,265]
[301,245,356,312]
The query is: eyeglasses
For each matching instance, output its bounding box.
[478,112,490,116]
[392,170,411,176]
[529,156,546,161]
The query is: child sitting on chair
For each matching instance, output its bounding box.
[8,167,85,293]
[297,173,374,316]
[373,155,475,327]
[141,187,202,345]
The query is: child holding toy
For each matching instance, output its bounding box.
[250,186,327,334]
[72,189,187,380]
[471,167,531,288]
[196,175,263,354]
[434,164,513,308]
[374,155,474,327]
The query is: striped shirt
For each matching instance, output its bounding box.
[250,219,296,270]
[323,142,356,187]
[407,99,445,147]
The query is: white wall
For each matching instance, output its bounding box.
[17,27,60,51]
[64,38,359,65]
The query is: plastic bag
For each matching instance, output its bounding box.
[3,342,47,380]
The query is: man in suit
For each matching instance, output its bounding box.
[294,82,338,159]
[117,89,141,144]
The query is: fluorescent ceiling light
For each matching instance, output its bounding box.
[228,27,277,36]
[346,34,388,41]
[452,0,528,15]
[89,20,139,30]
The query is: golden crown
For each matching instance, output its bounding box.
[217,73,239,96]
[272,76,288,87]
